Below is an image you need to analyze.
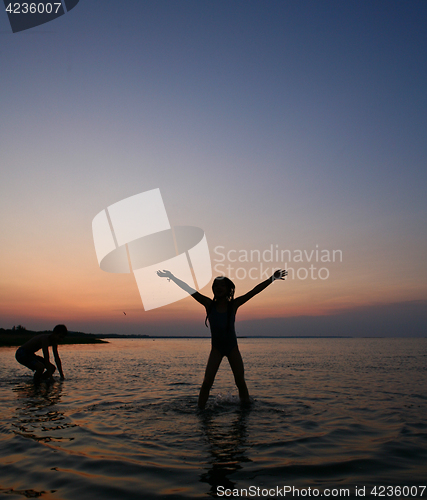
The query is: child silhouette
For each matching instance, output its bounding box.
[157,269,287,409]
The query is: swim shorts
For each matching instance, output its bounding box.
[15,347,43,371]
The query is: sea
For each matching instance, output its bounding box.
[0,338,426,500]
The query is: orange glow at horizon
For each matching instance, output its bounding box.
[1,233,426,333]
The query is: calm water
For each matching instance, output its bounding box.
[0,338,426,499]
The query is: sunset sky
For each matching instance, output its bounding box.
[1,1,426,337]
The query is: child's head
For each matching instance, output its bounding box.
[51,324,68,340]
[212,276,235,301]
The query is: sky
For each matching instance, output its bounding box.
[1,0,426,337]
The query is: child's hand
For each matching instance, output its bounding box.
[157,270,173,280]
[272,269,287,281]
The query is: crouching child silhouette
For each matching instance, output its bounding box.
[157,270,287,409]
[15,324,67,383]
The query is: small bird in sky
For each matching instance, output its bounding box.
[123,312,126,315]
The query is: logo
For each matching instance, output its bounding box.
[92,189,212,311]
[4,0,80,33]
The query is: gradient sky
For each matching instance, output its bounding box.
[1,1,426,336]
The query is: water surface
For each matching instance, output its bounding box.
[0,338,426,499]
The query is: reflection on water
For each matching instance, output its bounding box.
[199,397,252,495]
[0,338,426,499]
[12,380,75,444]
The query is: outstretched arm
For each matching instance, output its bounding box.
[233,269,287,309]
[157,270,211,308]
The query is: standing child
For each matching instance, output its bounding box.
[157,270,287,409]
[15,324,67,383]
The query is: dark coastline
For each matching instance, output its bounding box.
[0,328,108,347]
[0,330,355,347]
[97,335,426,340]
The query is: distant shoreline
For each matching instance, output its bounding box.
[0,329,355,347]
[3,331,422,347]
[0,329,108,347]
[98,334,353,339]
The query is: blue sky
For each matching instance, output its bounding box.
[1,1,426,336]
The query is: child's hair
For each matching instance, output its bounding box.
[52,324,68,336]
[212,276,235,301]
[205,277,236,327]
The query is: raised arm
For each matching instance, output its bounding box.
[157,270,212,309]
[233,269,287,309]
